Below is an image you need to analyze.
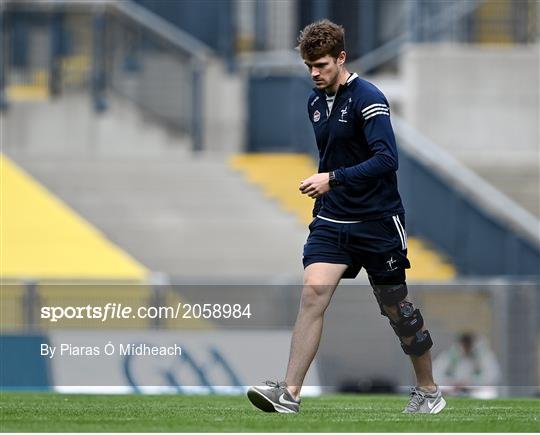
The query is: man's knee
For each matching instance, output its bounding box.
[299,282,333,312]
[369,270,433,357]
[300,263,345,312]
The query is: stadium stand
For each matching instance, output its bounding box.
[1,0,538,396]
[1,154,146,280]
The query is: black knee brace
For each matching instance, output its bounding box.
[390,301,424,337]
[369,271,408,315]
[401,330,433,356]
[369,273,432,357]
[392,301,432,356]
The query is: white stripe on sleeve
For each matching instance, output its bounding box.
[361,103,388,113]
[362,107,389,118]
[364,110,390,121]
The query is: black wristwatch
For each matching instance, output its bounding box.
[328,171,340,188]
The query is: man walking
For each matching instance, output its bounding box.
[247,20,446,414]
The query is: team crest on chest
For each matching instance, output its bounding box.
[313,110,321,122]
[339,101,350,123]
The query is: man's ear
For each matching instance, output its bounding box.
[337,51,346,66]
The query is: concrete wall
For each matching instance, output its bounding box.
[401,44,539,166]
[203,59,246,155]
[247,75,314,153]
[1,94,190,157]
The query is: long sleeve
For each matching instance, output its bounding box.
[333,99,398,186]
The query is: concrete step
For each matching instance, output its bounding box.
[7,152,308,282]
[468,164,539,218]
[3,91,308,282]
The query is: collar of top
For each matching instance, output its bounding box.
[313,72,359,96]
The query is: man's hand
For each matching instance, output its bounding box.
[299,173,330,198]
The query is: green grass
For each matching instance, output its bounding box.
[0,393,538,432]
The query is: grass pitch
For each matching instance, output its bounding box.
[1,392,538,432]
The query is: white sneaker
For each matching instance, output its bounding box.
[403,386,446,414]
[247,381,300,413]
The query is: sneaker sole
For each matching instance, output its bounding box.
[247,387,298,413]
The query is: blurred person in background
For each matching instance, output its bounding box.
[433,332,501,399]
[248,19,445,415]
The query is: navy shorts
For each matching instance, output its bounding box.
[302,214,411,279]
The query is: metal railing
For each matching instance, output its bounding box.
[241,0,536,75]
[352,0,538,73]
[394,116,540,277]
[350,0,486,74]
[1,0,212,151]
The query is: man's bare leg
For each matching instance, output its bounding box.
[382,301,436,392]
[409,352,436,391]
[284,262,348,399]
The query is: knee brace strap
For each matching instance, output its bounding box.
[401,330,433,356]
[370,281,408,306]
[391,303,424,337]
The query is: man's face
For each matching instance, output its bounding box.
[304,55,340,91]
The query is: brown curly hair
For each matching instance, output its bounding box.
[297,19,345,61]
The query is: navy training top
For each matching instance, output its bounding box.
[307,74,405,221]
